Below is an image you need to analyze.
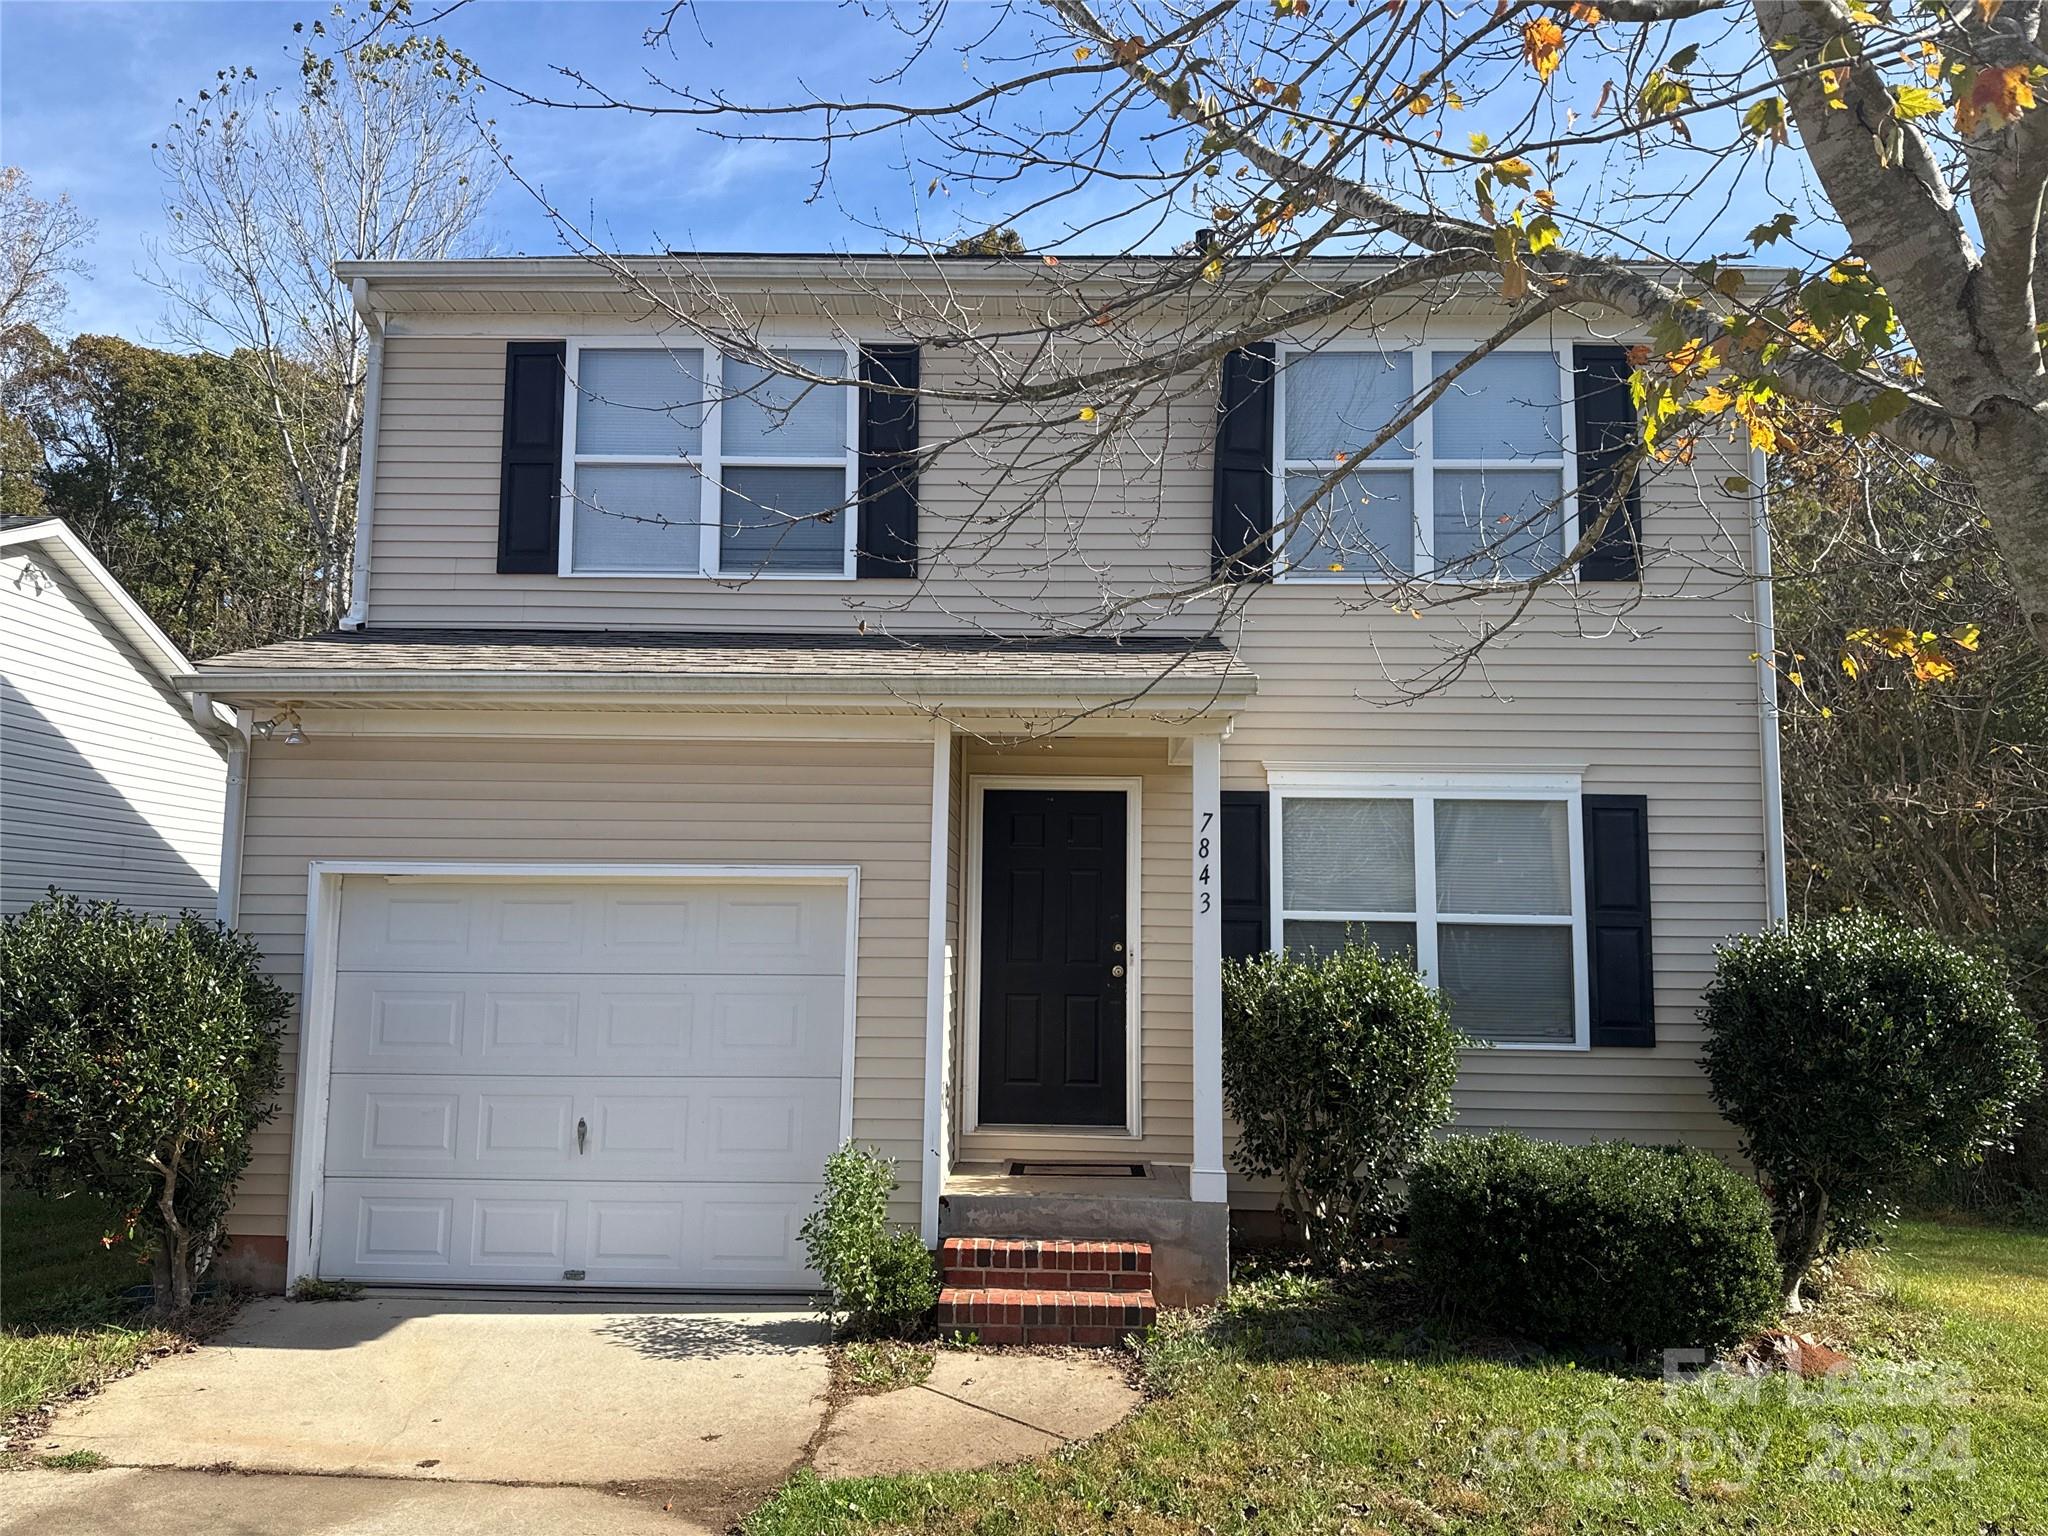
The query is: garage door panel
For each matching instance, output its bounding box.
[331,973,846,1077]
[320,1180,817,1289]
[318,876,845,1290]
[338,881,847,974]
[324,1074,841,1182]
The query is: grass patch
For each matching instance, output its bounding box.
[746,1217,2046,1536]
[288,1276,365,1303]
[36,1449,108,1471]
[839,1340,937,1395]
[1,1183,209,1438]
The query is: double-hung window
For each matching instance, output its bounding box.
[1278,345,1572,582]
[561,339,858,578]
[1272,776,1589,1048]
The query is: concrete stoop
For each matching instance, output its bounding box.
[936,1238,1157,1346]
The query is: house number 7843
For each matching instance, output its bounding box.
[1196,810,1213,914]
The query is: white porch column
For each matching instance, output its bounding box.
[1190,732,1227,1204]
[919,718,954,1245]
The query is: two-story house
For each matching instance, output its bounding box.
[183,255,1784,1306]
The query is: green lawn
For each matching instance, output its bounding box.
[1,1183,175,1426]
[749,1217,2047,1536]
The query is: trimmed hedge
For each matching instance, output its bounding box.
[1222,942,1461,1267]
[1409,1134,1780,1351]
[1701,913,2041,1301]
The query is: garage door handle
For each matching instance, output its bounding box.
[576,1118,587,1155]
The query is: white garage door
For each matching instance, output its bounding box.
[315,876,847,1289]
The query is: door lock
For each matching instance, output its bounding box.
[1110,964,1125,978]
[576,1118,588,1154]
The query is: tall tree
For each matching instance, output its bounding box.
[398,0,2048,657]
[151,7,495,627]
[0,166,93,339]
[12,332,325,656]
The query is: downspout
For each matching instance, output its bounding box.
[1751,446,1789,927]
[340,278,384,632]
[192,695,252,927]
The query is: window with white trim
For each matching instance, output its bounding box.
[1274,783,1587,1048]
[1278,346,1571,582]
[562,340,858,578]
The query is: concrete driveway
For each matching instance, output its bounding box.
[15,1293,829,1534]
[8,1291,1140,1535]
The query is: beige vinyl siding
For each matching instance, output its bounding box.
[348,309,1770,1188]
[952,736,1194,1168]
[226,734,934,1243]
[1,551,225,916]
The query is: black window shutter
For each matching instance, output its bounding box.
[1573,344,1643,581]
[1219,790,1271,961]
[1212,344,1276,581]
[857,345,920,578]
[497,341,567,574]
[1583,793,1656,1047]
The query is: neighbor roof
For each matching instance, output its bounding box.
[1,517,234,734]
[182,628,1257,713]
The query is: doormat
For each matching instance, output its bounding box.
[1007,1161,1147,1177]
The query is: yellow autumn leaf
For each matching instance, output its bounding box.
[1951,622,1982,651]
[1078,406,1097,422]
[1073,46,1092,61]
[1913,653,1957,684]
[1841,654,1860,679]
[1788,670,1805,688]
[1406,93,1431,116]
[1522,18,1566,85]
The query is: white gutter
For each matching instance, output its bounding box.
[172,669,1257,706]
[1751,446,1789,927]
[340,279,384,631]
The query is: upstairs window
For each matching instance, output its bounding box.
[561,340,857,578]
[1278,346,1571,583]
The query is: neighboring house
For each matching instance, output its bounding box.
[180,256,1785,1303]
[2,516,234,919]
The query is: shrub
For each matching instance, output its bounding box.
[1222,941,1462,1267]
[1409,1134,1781,1351]
[1,896,290,1312]
[798,1142,939,1338]
[1700,913,2042,1305]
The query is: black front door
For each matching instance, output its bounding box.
[977,789,1128,1127]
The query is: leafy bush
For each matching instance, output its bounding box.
[1409,1134,1781,1351]
[1222,941,1462,1267]
[798,1142,939,1338]
[1700,913,2042,1303]
[1,896,290,1312]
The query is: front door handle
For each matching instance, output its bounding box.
[1110,964,1125,978]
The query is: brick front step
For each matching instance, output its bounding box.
[938,1237,1151,1295]
[936,1285,1157,1347]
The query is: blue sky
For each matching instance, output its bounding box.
[2,0,982,339]
[2,1,1803,343]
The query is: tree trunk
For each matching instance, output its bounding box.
[1963,403,2048,660]
[1779,1184,1830,1314]
[153,1135,196,1314]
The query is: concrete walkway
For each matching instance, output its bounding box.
[9,1293,1139,1533]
